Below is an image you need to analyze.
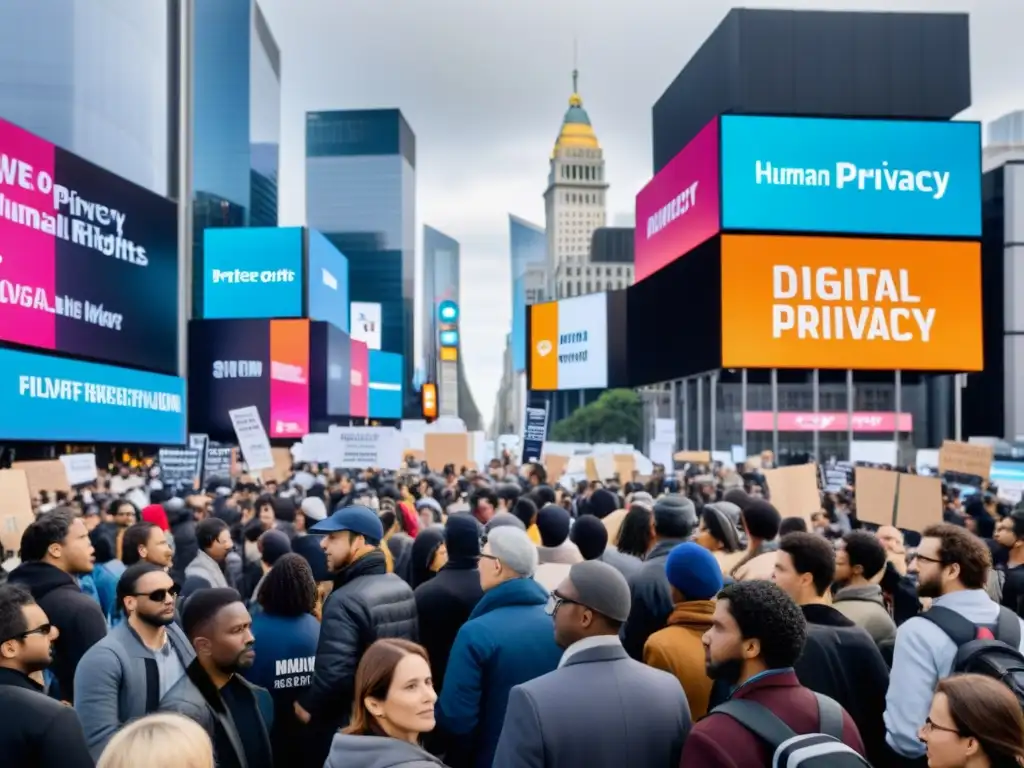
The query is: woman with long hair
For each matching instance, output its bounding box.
[616,503,655,559]
[325,639,446,767]
[97,713,213,768]
[405,527,447,588]
[919,673,1024,768]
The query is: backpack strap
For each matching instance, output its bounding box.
[814,693,845,740]
[711,699,798,750]
[995,606,1022,649]
[920,605,979,647]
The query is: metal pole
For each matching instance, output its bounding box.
[954,373,963,442]
[176,0,194,383]
[894,370,902,466]
[710,371,718,453]
[811,369,820,462]
[771,368,779,461]
[741,368,748,456]
[681,379,689,451]
[846,369,854,461]
[696,375,704,451]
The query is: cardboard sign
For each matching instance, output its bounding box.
[895,473,943,532]
[13,460,71,496]
[424,433,471,470]
[543,454,569,483]
[0,470,34,555]
[939,440,993,480]
[762,463,820,525]
[854,467,900,527]
[674,451,712,464]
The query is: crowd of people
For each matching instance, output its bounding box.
[3,457,1024,767]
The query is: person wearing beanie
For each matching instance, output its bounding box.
[413,513,484,696]
[583,488,620,520]
[292,497,328,591]
[484,511,526,535]
[731,499,782,581]
[511,497,542,545]
[570,515,608,561]
[493,561,691,768]
[297,507,418,764]
[248,530,293,610]
[697,502,746,576]
[533,505,583,593]
[621,493,697,660]
[644,543,723,717]
[437,527,561,768]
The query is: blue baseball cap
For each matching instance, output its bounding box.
[308,505,384,544]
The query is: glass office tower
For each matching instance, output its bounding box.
[509,215,547,373]
[306,109,417,416]
[422,225,460,379]
[0,0,174,197]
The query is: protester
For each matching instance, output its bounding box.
[436,526,562,768]
[643,542,722,717]
[994,511,1024,615]
[533,504,582,591]
[324,639,445,768]
[298,506,418,765]
[773,532,890,764]
[182,518,234,598]
[413,514,484,694]
[696,502,745,575]
[494,560,690,767]
[160,588,274,768]
[469,486,498,526]
[621,493,697,659]
[75,563,193,759]
[8,509,107,702]
[612,502,653,559]
[832,530,898,648]
[680,580,866,765]
[248,530,293,608]
[405,526,447,589]
[730,498,782,581]
[0,584,93,768]
[919,674,1024,768]
[244,554,321,768]
[96,712,214,768]
[884,523,1024,764]
[511,496,541,543]
[168,498,200,584]
[121,521,174,570]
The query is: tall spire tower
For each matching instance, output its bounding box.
[543,60,610,300]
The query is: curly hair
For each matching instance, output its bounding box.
[717,580,807,669]
[258,553,317,617]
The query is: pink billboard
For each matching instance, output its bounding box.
[268,319,310,438]
[350,338,369,418]
[743,411,913,433]
[634,117,720,283]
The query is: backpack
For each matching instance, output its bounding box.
[922,604,1024,709]
[711,692,871,767]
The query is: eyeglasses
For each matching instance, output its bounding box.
[545,591,584,617]
[479,553,499,563]
[922,718,961,736]
[912,554,943,565]
[131,585,181,603]
[1,623,53,644]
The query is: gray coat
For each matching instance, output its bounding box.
[832,584,897,648]
[324,734,446,768]
[492,641,692,768]
[185,550,230,589]
[74,621,195,759]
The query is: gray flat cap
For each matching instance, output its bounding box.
[568,560,631,623]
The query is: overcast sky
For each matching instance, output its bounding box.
[261,0,1023,424]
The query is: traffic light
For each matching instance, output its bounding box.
[421,382,438,422]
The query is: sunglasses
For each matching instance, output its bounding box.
[131,585,181,603]
[1,622,53,644]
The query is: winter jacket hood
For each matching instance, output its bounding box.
[324,734,445,768]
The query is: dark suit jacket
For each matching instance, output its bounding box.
[492,640,691,768]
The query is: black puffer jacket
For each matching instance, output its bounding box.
[300,549,417,727]
[621,538,688,660]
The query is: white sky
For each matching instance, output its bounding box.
[260,0,1024,422]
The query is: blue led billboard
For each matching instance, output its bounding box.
[720,116,982,238]
[369,350,403,419]
[202,227,303,319]
[307,229,349,332]
[0,347,186,444]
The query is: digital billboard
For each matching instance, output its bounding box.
[719,235,982,371]
[350,302,382,350]
[309,321,352,424]
[307,229,349,332]
[0,347,185,444]
[202,227,302,319]
[369,350,403,419]
[720,116,982,238]
[634,117,720,283]
[529,293,609,391]
[0,115,179,373]
[350,338,369,418]
[268,319,309,438]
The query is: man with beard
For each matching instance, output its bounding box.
[883,523,1024,765]
[680,580,865,766]
[161,588,273,768]
[0,584,93,768]
[74,563,195,759]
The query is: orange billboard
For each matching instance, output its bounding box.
[720,235,982,371]
[529,301,559,390]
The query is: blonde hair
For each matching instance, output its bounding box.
[97,713,213,768]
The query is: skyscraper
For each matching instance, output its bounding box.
[305,108,417,416]
[0,0,175,197]
[509,215,547,375]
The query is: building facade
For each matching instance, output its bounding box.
[306,108,417,416]
[509,215,547,374]
[422,225,460,379]
[0,0,175,197]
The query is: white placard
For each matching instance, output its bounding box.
[301,433,333,464]
[350,302,383,350]
[328,426,403,471]
[850,440,898,466]
[60,453,97,487]
[648,441,674,470]
[228,406,275,470]
[654,418,675,445]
